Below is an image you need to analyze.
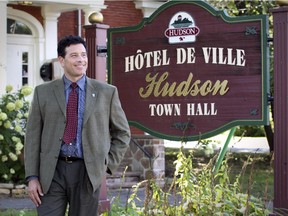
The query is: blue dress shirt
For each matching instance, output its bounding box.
[60,75,86,158]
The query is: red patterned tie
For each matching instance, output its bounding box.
[63,82,78,144]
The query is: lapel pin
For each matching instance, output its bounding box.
[92,93,95,97]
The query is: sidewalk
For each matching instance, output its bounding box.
[0,195,35,210]
[164,135,270,153]
[0,188,147,210]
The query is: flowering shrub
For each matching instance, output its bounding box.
[0,85,33,183]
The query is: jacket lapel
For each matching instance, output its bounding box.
[83,78,98,125]
[53,79,66,117]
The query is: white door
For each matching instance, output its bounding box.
[7,44,33,91]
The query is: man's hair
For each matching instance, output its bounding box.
[57,35,87,57]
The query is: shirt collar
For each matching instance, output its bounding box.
[63,75,86,91]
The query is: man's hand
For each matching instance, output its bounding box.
[28,179,44,207]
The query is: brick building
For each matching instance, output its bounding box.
[0,0,166,195]
[0,0,165,93]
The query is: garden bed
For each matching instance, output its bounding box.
[165,148,274,200]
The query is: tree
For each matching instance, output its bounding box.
[206,0,276,152]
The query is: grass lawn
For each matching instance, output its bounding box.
[227,152,274,201]
[0,209,37,216]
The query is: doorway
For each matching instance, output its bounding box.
[7,44,33,91]
[7,7,44,90]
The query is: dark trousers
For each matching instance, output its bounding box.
[37,159,101,216]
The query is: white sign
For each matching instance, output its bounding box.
[165,11,200,44]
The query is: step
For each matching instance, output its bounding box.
[106,171,143,189]
[107,171,142,179]
[107,181,142,190]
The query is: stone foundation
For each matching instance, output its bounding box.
[0,183,27,197]
[121,135,165,182]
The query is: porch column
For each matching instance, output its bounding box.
[0,1,8,94]
[41,6,61,59]
[84,23,109,81]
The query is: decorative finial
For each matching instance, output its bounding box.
[276,0,288,6]
[88,12,104,24]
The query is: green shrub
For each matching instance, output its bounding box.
[235,126,266,137]
[108,147,270,215]
[0,85,33,183]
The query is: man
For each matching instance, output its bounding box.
[24,35,131,215]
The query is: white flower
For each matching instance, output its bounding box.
[4,121,11,129]
[15,125,22,133]
[10,168,15,174]
[0,112,7,121]
[12,136,20,143]
[0,134,3,140]
[6,102,16,112]
[2,155,8,162]
[9,152,18,161]
[5,85,13,93]
[24,112,29,118]
[16,113,23,118]
[20,86,33,96]
[15,142,24,151]
[15,100,24,109]
[2,174,8,179]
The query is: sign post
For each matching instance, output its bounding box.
[108,0,269,142]
[271,5,288,213]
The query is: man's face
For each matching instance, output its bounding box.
[58,43,88,81]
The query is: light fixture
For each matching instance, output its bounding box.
[17,1,33,6]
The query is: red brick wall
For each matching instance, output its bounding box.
[57,1,143,40]
[102,1,143,27]
[7,4,43,26]
[57,11,84,41]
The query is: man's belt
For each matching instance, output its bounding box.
[59,156,83,163]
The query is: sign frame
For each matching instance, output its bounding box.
[108,0,269,142]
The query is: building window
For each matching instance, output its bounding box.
[7,18,32,35]
[22,52,29,85]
